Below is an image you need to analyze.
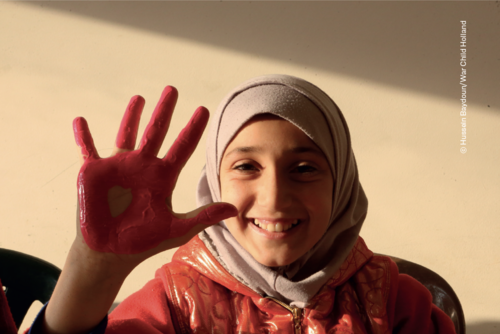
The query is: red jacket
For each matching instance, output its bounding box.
[107,236,456,333]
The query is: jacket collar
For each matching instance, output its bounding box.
[173,235,373,300]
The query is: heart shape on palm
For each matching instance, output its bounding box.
[78,151,184,253]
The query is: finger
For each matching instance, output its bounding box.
[110,146,130,157]
[163,106,209,173]
[115,95,145,152]
[73,117,99,161]
[139,86,178,156]
[179,203,238,228]
[145,203,238,256]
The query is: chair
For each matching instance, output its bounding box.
[0,248,61,329]
[380,254,466,334]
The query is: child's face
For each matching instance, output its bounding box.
[220,115,333,267]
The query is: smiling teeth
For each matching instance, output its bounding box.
[253,219,299,232]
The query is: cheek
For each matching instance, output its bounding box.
[220,179,252,237]
[220,177,251,211]
[301,183,333,226]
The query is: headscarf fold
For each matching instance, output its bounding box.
[196,74,368,308]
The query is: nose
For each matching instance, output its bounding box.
[255,168,293,211]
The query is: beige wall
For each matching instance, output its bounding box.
[1,2,499,332]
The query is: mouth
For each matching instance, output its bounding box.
[250,218,302,232]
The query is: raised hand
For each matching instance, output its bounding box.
[73,86,236,254]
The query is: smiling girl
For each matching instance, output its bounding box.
[29,75,456,334]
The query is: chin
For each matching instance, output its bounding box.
[251,251,298,268]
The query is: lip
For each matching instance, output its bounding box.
[247,218,307,240]
[252,218,298,224]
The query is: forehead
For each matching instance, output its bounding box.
[223,114,325,158]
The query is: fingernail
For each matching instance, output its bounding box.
[162,86,178,99]
[73,117,87,147]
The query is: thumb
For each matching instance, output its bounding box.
[157,203,238,252]
[172,202,238,239]
[184,202,238,227]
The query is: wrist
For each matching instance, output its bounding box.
[43,239,134,334]
[68,238,137,281]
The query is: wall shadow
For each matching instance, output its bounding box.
[467,321,500,334]
[109,302,120,313]
[23,1,499,110]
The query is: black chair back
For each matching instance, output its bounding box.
[0,248,61,329]
[383,255,466,334]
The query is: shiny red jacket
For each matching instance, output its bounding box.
[107,236,456,334]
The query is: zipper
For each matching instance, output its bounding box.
[265,296,303,334]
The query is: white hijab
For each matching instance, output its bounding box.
[196,75,368,308]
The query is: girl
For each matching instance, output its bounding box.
[29,75,456,333]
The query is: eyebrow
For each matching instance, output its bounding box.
[224,145,324,158]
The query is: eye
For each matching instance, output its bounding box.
[292,164,317,174]
[233,163,259,172]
